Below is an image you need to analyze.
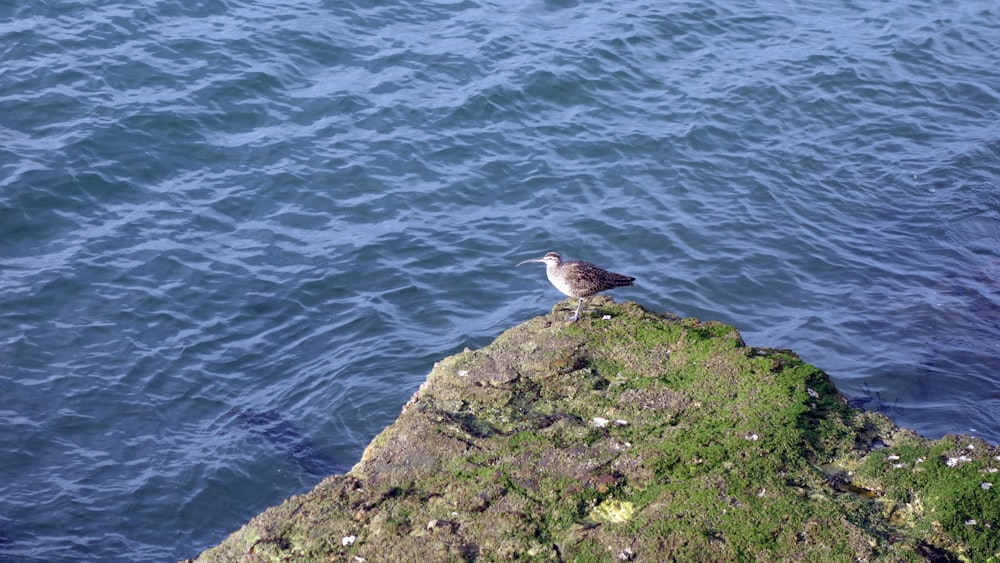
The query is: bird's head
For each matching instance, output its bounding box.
[516,252,562,267]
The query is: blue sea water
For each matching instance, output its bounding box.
[1,0,998,559]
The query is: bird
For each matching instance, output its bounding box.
[516,251,635,322]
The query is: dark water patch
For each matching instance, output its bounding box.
[225,408,347,477]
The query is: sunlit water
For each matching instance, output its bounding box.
[1,0,998,559]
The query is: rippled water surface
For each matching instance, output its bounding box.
[2,0,999,559]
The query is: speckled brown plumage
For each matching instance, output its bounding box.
[516,251,635,321]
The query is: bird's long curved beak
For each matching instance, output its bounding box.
[516,257,544,267]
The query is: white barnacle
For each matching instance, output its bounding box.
[617,547,635,561]
[592,417,610,428]
[947,455,973,467]
[341,535,356,546]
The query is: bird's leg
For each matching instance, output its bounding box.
[568,297,584,322]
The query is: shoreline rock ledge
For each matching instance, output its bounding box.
[190,299,999,562]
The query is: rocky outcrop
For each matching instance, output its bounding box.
[191,299,999,562]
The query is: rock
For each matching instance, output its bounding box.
[189,298,1000,562]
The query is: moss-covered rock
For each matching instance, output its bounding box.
[190,299,999,562]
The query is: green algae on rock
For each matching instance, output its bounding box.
[190,298,999,562]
